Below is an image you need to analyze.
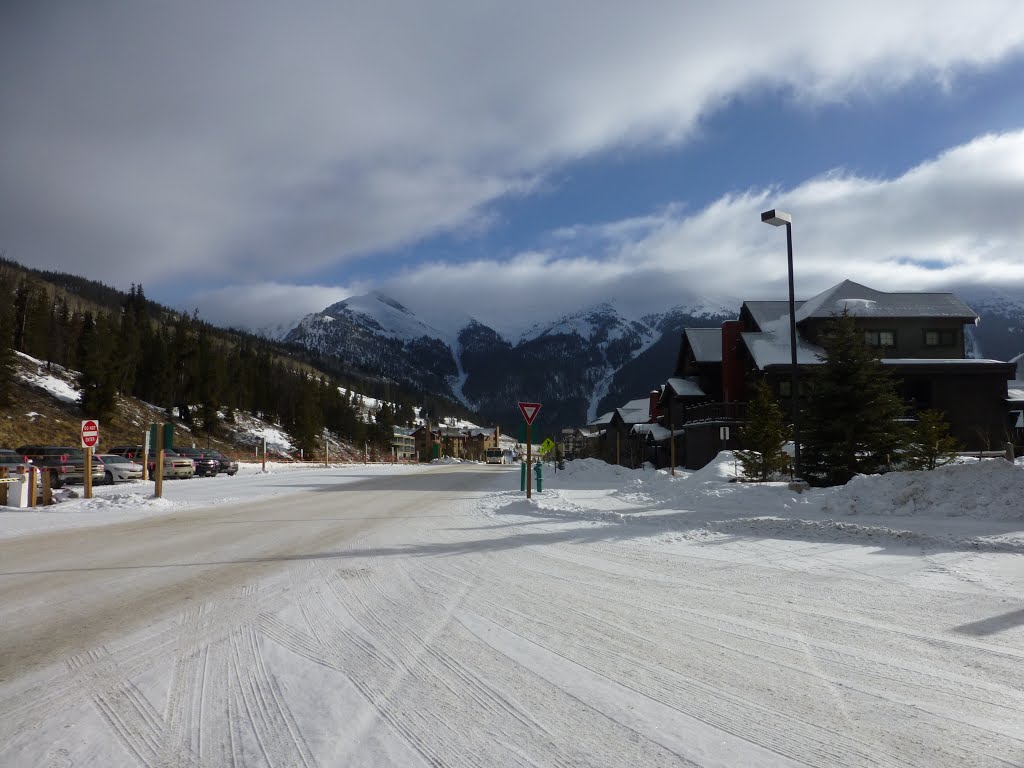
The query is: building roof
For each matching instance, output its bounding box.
[588,411,614,427]
[794,280,977,323]
[743,300,805,330]
[631,423,680,442]
[741,332,825,369]
[684,328,723,362]
[615,398,652,425]
[666,376,706,398]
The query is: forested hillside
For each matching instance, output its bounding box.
[0,258,473,454]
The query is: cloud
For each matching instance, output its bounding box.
[2,1,1023,291]
[364,130,1024,335]
[188,282,355,337]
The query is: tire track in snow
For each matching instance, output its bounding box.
[420,549,1019,768]
[337,556,694,768]
[228,625,316,768]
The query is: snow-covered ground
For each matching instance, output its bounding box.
[1,456,1022,767]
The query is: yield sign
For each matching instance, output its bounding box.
[518,401,541,425]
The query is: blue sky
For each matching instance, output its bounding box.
[2,2,1024,336]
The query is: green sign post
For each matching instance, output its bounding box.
[517,402,541,498]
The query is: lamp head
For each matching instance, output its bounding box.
[761,209,792,226]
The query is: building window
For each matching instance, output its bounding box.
[778,380,804,397]
[923,329,956,347]
[864,330,896,347]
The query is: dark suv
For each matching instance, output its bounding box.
[208,450,239,476]
[172,447,219,477]
[15,445,105,488]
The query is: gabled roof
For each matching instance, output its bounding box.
[743,300,806,331]
[794,280,977,323]
[631,423,680,442]
[614,398,652,426]
[684,328,723,363]
[741,332,825,369]
[666,376,706,398]
[588,411,614,427]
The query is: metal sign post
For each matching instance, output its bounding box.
[517,402,542,499]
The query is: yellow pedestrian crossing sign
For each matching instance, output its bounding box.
[539,438,555,454]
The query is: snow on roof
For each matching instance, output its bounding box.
[1008,383,1024,403]
[879,358,1011,366]
[631,423,675,441]
[741,331,825,369]
[743,300,805,330]
[616,398,652,425]
[666,377,706,397]
[684,328,722,362]
[1011,352,1024,379]
[588,411,614,426]
[794,280,977,323]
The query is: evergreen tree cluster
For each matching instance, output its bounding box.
[0,272,430,455]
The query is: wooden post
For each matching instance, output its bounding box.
[0,467,7,506]
[616,430,621,466]
[41,467,52,505]
[28,467,38,508]
[669,415,676,476]
[261,437,267,473]
[84,446,93,499]
[154,424,164,498]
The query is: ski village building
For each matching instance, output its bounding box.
[588,280,1019,470]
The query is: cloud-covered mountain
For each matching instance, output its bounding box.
[285,293,731,430]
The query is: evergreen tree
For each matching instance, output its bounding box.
[905,409,960,470]
[77,312,118,420]
[0,286,16,408]
[736,379,791,481]
[801,312,911,486]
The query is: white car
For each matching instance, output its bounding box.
[96,454,144,484]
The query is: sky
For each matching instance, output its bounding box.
[3,1,1024,337]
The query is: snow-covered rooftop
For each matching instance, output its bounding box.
[666,377,706,398]
[794,280,977,323]
[615,398,652,425]
[683,328,722,363]
[741,331,825,369]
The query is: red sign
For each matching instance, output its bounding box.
[518,402,541,425]
[81,419,100,448]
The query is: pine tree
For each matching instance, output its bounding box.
[736,379,791,481]
[0,286,16,408]
[801,312,911,486]
[77,312,118,420]
[905,409,960,470]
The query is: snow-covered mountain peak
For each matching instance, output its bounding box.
[321,292,444,342]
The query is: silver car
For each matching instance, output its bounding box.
[96,454,144,484]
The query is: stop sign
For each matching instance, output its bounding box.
[81,419,100,448]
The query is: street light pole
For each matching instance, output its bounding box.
[761,209,801,479]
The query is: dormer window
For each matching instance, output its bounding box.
[923,329,956,347]
[864,330,896,348]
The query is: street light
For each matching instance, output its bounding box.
[761,208,801,479]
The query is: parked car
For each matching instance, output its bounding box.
[0,449,31,474]
[172,447,219,477]
[96,454,144,484]
[108,446,195,479]
[15,445,105,488]
[208,450,239,476]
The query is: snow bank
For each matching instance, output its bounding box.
[824,460,1024,521]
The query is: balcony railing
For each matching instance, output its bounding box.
[679,402,747,425]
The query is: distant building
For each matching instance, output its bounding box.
[663,280,1016,469]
